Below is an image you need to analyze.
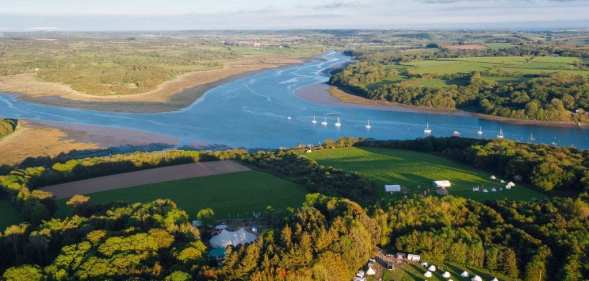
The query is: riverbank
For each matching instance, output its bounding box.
[327,86,588,128]
[0,121,177,165]
[0,56,304,113]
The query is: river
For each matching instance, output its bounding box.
[1,52,588,149]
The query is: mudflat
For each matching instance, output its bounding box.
[0,121,177,165]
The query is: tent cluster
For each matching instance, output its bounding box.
[420,265,499,281]
[353,262,376,281]
[472,176,516,193]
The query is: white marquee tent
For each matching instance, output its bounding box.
[209,228,257,248]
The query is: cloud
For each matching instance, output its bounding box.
[0,0,587,30]
[313,1,363,9]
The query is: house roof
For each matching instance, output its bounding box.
[385,185,401,192]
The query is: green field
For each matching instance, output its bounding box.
[57,170,307,219]
[0,197,23,230]
[380,263,514,281]
[387,55,589,89]
[305,147,546,201]
[402,56,585,75]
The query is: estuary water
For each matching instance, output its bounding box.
[1,52,589,149]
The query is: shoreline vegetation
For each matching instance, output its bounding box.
[0,119,18,139]
[0,56,306,113]
[328,85,589,128]
[329,46,589,128]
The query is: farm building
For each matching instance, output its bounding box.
[434,180,451,195]
[384,184,402,193]
[207,247,225,261]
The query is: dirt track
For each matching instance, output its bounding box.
[41,160,250,199]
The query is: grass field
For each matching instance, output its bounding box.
[56,170,307,219]
[0,197,23,230]
[388,55,589,89]
[402,56,585,75]
[305,147,546,201]
[379,263,514,281]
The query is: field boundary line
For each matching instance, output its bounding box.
[41,160,250,199]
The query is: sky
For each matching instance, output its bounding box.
[0,0,588,31]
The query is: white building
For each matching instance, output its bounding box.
[384,185,402,193]
[407,254,421,262]
[434,180,452,195]
[433,180,452,188]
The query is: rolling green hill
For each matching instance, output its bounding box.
[305,147,546,201]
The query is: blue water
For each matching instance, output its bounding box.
[1,52,588,149]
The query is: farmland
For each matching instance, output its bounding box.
[391,55,589,88]
[56,170,307,219]
[305,147,547,201]
[0,37,323,97]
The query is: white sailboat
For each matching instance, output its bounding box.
[365,120,372,130]
[497,128,504,139]
[320,117,328,126]
[424,122,432,136]
[334,117,342,128]
[311,114,317,125]
[529,133,535,142]
[477,127,483,136]
[452,130,461,137]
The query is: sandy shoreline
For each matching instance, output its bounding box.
[323,85,587,128]
[0,121,178,165]
[297,84,470,117]
[0,56,304,113]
